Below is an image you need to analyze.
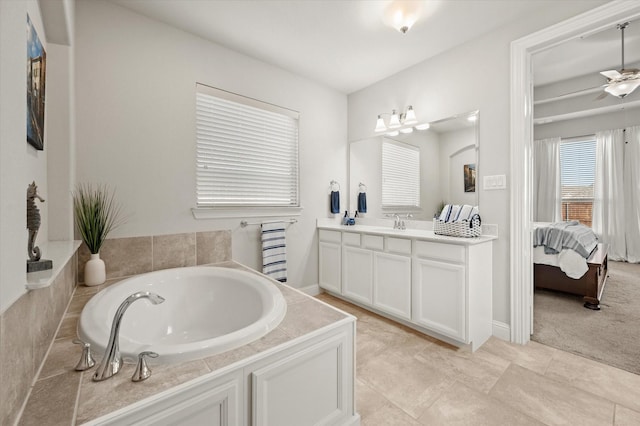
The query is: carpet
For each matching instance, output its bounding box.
[532,260,640,376]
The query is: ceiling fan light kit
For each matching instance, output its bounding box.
[600,22,640,99]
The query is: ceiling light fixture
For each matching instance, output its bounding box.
[383,0,423,34]
[374,105,419,133]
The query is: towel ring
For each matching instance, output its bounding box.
[359,182,367,192]
[330,180,340,191]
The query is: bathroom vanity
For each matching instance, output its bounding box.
[318,222,496,351]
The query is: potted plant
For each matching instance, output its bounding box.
[72,184,124,286]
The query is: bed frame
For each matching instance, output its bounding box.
[534,243,609,310]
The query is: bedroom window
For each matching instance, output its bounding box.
[559,136,596,227]
[382,140,420,209]
[195,83,299,209]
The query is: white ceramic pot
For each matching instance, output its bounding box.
[85,253,106,286]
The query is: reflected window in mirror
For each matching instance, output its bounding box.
[382,140,420,209]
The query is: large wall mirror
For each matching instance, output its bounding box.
[349,111,479,220]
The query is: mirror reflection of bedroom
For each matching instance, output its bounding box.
[531,17,640,376]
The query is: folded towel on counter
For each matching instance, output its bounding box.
[439,204,452,221]
[437,204,479,222]
[330,191,340,214]
[357,192,367,213]
[456,205,473,221]
[449,205,461,222]
[261,222,287,282]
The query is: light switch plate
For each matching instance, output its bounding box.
[483,174,507,190]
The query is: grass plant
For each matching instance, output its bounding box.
[72,184,124,254]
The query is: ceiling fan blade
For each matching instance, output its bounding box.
[594,90,608,101]
[600,70,621,79]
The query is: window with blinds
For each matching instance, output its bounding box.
[195,84,299,208]
[560,136,596,226]
[382,141,420,208]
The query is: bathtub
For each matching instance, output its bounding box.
[78,266,287,364]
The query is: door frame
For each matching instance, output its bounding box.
[509,0,640,344]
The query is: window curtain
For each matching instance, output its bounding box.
[624,126,640,262]
[533,137,561,222]
[592,126,640,262]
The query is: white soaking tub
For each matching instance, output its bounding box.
[78,266,287,364]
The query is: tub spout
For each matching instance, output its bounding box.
[93,291,165,382]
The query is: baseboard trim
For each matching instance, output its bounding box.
[298,283,322,296]
[492,320,511,341]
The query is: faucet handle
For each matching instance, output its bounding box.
[72,339,96,371]
[132,351,159,382]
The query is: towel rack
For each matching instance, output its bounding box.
[240,218,298,228]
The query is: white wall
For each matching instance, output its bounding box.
[74,0,347,289]
[347,2,605,325]
[0,0,51,313]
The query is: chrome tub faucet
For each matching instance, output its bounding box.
[93,291,165,382]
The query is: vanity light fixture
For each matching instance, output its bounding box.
[374,105,418,132]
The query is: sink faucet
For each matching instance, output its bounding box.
[93,291,165,382]
[393,214,401,229]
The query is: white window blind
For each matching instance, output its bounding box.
[382,141,420,208]
[196,84,299,207]
[560,137,596,200]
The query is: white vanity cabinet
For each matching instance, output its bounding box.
[318,230,342,293]
[318,224,495,351]
[373,239,412,320]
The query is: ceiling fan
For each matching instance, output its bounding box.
[598,22,640,99]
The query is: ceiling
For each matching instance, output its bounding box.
[109,0,605,94]
[534,16,640,87]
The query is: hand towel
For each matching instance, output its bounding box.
[357,192,367,213]
[261,222,287,282]
[448,205,461,222]
[330,191,340,214]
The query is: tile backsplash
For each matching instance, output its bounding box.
[77,230,232,283]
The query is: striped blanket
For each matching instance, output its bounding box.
[533,221,598,259]
[261,222,287,282]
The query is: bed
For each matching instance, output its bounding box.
[533,222,609,310]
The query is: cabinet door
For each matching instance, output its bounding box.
[251,332,351,426]
[342,246,373,305]
[319,242,341,293]
[373,252,411,319]
[412,258,466,341]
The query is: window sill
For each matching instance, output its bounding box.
[191,206,304,220]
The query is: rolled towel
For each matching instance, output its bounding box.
[357,192,367,213]
[330,191,340,214]
[456,205,473,221]
[438,204,452,221]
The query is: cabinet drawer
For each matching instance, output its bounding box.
[386,237,411,255]
[362,234,383,251]
[415,240,465,263]
[343,232,361,247]
[319,229,341,244]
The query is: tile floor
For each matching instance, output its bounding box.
[315,293,640,426]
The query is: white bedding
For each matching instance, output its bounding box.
[533,246,588,279]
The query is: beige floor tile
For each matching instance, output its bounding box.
[356,378,390,420]
[545,349,640,413]
[479,336,557,374]
[361,402,423,426]
[357,346,455,419]
[615,405,640,426]
[489,364,615,426]
[416,340,510,393]
[418,381,545,426]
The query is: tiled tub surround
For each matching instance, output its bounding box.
[0,253,77,426]
[18,261,356,425]
[77,230,232,283]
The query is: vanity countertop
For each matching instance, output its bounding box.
[318,223,497,245]
[18,261,353,425]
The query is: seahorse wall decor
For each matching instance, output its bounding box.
[27,181,45,261]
